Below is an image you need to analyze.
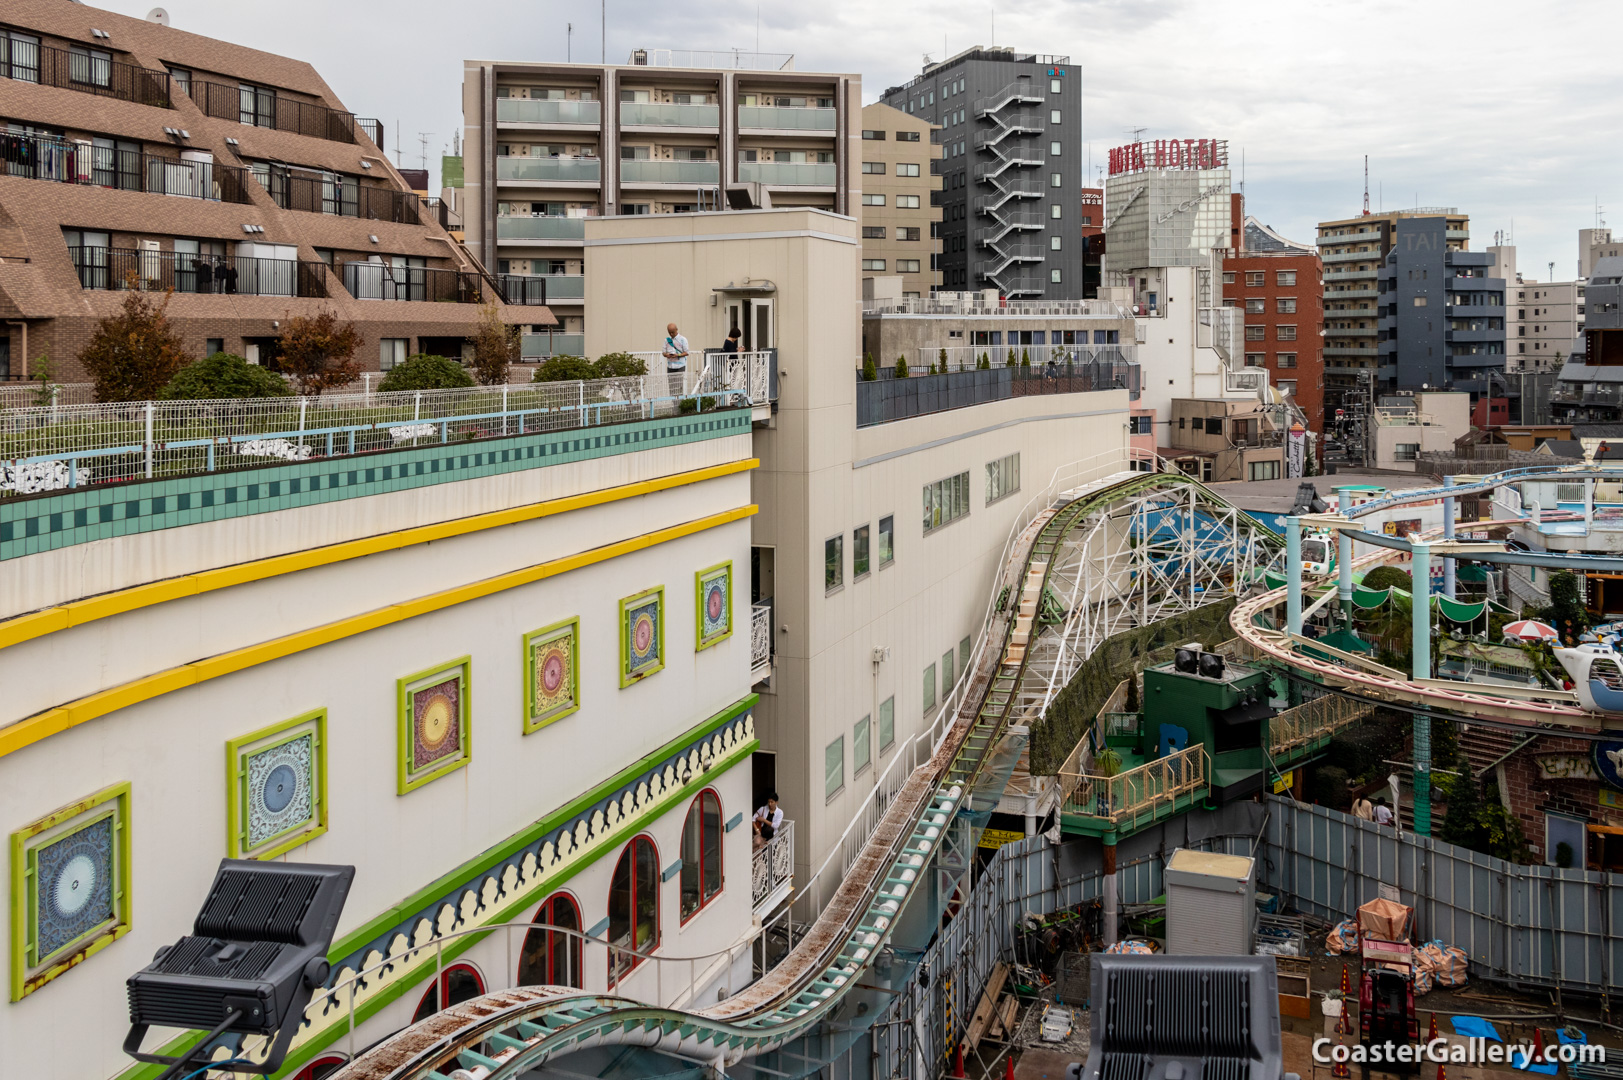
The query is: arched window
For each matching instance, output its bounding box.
[680,789,724,921]
[608,835,659,984]
[290,1055,347,1080]
[412,962,485,1023]
[517,892,582,988]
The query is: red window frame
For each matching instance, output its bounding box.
[679,788,725,923]
[411,962,486,1023]
[608,835,660,986]
[518,892,583,988]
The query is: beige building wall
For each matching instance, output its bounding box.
[858,103,942,297]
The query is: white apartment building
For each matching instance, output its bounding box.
[1489,243,1586,371]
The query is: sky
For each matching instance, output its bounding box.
[101,0,1623,281]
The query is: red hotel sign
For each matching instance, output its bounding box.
[1109,139,1229,176]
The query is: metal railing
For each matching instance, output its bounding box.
[498,275,553,306]
[863,296,1128,317]
[196,79,359,144]
[1267,693,1369,756]
[918,343,1130,371]
[857,360,1140,427]
[521,333,587,358]
[340,261,485,304]
[737,161,835,186]
[68,246,329,298]
[737,105,836,130]
[1,40,172,107]
[355,118,383,150]
[420,196,459,231]
[695,349,775,405]
[637,48,795,70]
[0,383,97,410]
[1059,743,1209,829]
[750,600,772,679]
[751,818,794,913]
[258,168,423,223]
[0,132,252,203]
[496,98,604,125]
[0,368,768,495]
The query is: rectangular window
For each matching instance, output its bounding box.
[1394,443,1420,462]
[941,649,955,698]
[70,45,112,88]
[1245,298,1265,314]
[1205,417,1224,436]
[167,66,192,97]
[922,471,970,534]
[825,534,843,591]
[379,338,408,370]
[1051,204,1063,219]
[1245,271,1265,287]
[1413,296,1428,307]
[879,696,895,750]
[1248,459,1281,481]
[896,130,920,142]
[896,195,921,209]
[1245,352,1265,366]
[1050,110,1061,123]
[239,82,276,128]
[861,129,886,140]
[206,338,224,356]
[1276,270,1297,286]
[861,161,885,174]
[1277,324,1298,340]
[1222,271,1236,285]
[922,663,937,714]
[986,453,1020,505]
[1050,172,1063,188]
[960,636,971,673]
[825,736,844,799]
[1130,415,1154,435]
[897,226,921,241]
[861,193,885,206]
[1051,235,1063,250]
[897,259,921,273]
[1277,297,1297,313]
[853,524,871,579]
[1,32,42,83]
[897,163,920,177]
[1245,325,1266,341]
[1050,78,1062,93]
[1050,141,1062,156]
[878,515,895,567]
[853,716,872,776]
[862,226,886,239]
[862,259,887,271]
[1050,268,1062,283]
[1277,352,1297,368]
[1278,380,1297,397]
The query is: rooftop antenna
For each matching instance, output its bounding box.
[1128,126,1146,143]
[601,0,605,64]
[567,22,572,62]
[1362,155,1369,216]
[417,132,432,171]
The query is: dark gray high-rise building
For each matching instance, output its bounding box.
[1377,217,1506,396]
[881,48,1081,299]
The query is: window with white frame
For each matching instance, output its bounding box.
[986,453,1020,505]
[923,471,969,533]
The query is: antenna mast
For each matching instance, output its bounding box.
[1362,155,1369,216]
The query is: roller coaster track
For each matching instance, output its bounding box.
[331,468,1283,1080]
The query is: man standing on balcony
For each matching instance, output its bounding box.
[753,793,782,833]
[663,323,689,399]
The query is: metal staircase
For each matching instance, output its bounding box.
[971,77,1048,298]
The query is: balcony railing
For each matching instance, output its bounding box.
[1268,694,1369,757]
[521,332,587,358]
[737,105,836,131]
[196,79,359,144]
[751,818,794,916]
[620,159,720,184]
[857,359,1139,427]
[2,41,172,108]
[498,216,589,241]
[750,599,773,683]
[866,296,1128,317]
[420,197,460,231]
[620,102,720,127]
[695,349,777,407]
[497,156,602,184]
[498,275,552,306]
[1059,744,1209,831]
[258,169,423,223]
[496,98,603,126]
[738,161,835,186]
[508,274,581,302]
[340,262,485,304]
[0,132,252,204]
[69,247,328,298]
[356,118,383,150]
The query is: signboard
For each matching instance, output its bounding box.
[1272,770,1295,794]
[1600,788,1623,811]
[1536,754,1600,782]
[1286,423,1306,479]
[1383,518,1422,537]
[1109,138,1229,176]
[1594,735,1623,791]
[977,827,1026,850]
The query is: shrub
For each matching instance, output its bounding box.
[939,347,949,372]
[161,353,293,400]
[1361,565,1413,593]
[978,352,990,370]
[377,354,476,393]
[593,351,648,379]
[894,354,909,378]
[80,289,192,401]
[469,300,520,386]
[1021,347,1031,368]
[277,308,361,395]
[1310,765,1351,810]
[531,354,597,382]
[861,353,878,381]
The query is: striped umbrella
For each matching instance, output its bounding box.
[1502,619,1559,642]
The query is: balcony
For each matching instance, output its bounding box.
[619,102,720,128]
[751,817,793,917]
[620,159,720,184]
[1446,328,1503,343]
[4,41,172,108]
[1059,744,1209,835]
[1327,288,1378,298]
[737,161,835,186]
[340,262,486,304]
[1327,326,1378,336]
[521,332,586,358]
[1321,248,1378,263]
[1446,229,1470,240]
[70,247,328,298]
[496,98,602,126]
[259,170,424,223]
[750,600,773,684]
[497,156,602,184]
[856,359,1139,427]
[498,216,589,242]
[501,274,581,305]
[737,105,836,131]
[1324,268,1378,281]
[0,133,253,204]
[1318,231,1381,246]
[1324,346,1378,356]
[196,79,360,145]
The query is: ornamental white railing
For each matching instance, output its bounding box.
[750,600,772,680]
[751,818,794,915]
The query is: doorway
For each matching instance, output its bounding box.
[752,751,776,814]
[725,298,775,352]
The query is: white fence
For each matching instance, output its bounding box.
[752,818,794,916]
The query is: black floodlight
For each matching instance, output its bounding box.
[1173,646,1200,674]
[1198,651,1226,680]
[125,860,353,1078]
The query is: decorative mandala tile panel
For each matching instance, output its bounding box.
[525,620,579,733]
[697,562,732,649]
[621,588,664,686]
[398,660,472,793]
[229,711,327,860]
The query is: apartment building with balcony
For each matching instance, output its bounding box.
[1316,208,1469,416]
[1553,256,1623,423]
[857,103,941,297]
[1222,216,1325,440]
[462,51,859,360]
[1372,217,1505,397]
[880,48,1081,300]
[1163,398,1287,483]
[0,0,537,384]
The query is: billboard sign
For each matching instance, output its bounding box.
[1108,138,1229,176]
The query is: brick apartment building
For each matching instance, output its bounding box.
[0,0,547,385]
[1460,727,1623,871]
[1222,214,1325,441]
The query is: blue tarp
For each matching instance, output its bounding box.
[1450,1017,1503,1042]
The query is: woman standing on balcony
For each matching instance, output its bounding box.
[722,326,741,354]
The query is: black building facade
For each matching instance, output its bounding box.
[1377,217,1505,395]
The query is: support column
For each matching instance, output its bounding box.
[1411,540,1432,837]
[1442,476,1457,600]
[1586,478,1596,536]
[1101,837,1119,947]
[1337,490,1355,628]
[1286,515,1303,637]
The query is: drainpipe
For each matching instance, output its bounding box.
[1410,540,1432,837]
[1286,516,1303,637]
[6,321,25,380]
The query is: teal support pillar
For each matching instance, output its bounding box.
[1442,476,1457,600]
[1286,515,1303,636]
[1411,540,1432,836]
[1337,490,1354,628]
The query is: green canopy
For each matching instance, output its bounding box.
[1352,586,1392,609]
[1435,594,1488,623]
[1320,628,1373,653]
[1264,570,1288,590]
[1456,564,1488,583]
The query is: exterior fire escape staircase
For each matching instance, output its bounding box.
[971,79,1047,297]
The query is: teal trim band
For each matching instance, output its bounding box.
[725,812,743,832]
[586,917,611,938]
[662,859,683,882]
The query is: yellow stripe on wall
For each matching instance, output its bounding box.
[0,504,758,760]
[0,458,758,652]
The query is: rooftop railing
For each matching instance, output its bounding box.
[2,41,172,107]
[355,118,383,150]
[0,132,252,204]
[68,246,329,299]
[258,168,423,223]
[636,48,795,70]
[856,359,1139,427]
[1059,744,1209,831]
[340,261,486,304]
[864,296,1128,317]
[196,79,359,144]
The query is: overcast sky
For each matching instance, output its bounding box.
[104,0,1621,280]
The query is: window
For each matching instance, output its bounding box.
[1245,271,1265,287]
[1051,204,1063,219]
[1248,459,1281,481]
[1245,298,1265,314]
[1222,271,1236,285]
[879,696,895,750]
[1277,352,1297,368]
[1277,325,1297,340]
[1204,417,1223,436]
[985,452,1022,506]
[825,534,843,591]
[679,790,723,921]
[1,31,41,83]
[861,129,886,140]
[861,193,886,206]
[239,82,277,128]
[923,471,970,533]
[70,46,111,88]
[922,663,937,714]
[1393,443,1419,462]
[1413,296,1428,307]
[897,131,920,142]
[941,649,955,697]
[853,716,872,776]
[898,226,921,241]
[518,893,582,989]
[380,338,408,370]
[1051,269,1062,283]
[1129,415,1154,435]
[413,964,485,1022]
[1050,78,1062,93]
[1276,270,1297,286]
[1047,172,1061,188]
[1051,235,1063,251]
[206,338,225,356]
[862,259,887,272]
[896,195,921,209]
[862,226,886,239]
[608,837,659,983]
[861,161,885,174]
[897,163,920,177]
[167,66,192,97]
[878,515,895,567]
[1050,141,1062,157]
[853,523,871,578]
[1050,110,1062,123]
[825,736,845,799]
[1245,325,1266,341]
[960,636,972,673]
[1277,380,1297,397]
[897,259,921,273]
[1277,297,1297,314]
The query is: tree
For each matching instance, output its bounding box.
[161,353,293,399]
[894,354,909,378]
[377,354,475,393]
[1006,347,1017,367]
[1361,566,1413,593]
[79,289,192,401]
[531,354,596,382]
[593,351,648,379]
[469,300,519,386]
[861,352,878,381]
[25,354,58,407]
[939,347,949,372]
[1541,570,1590,644]
[277,309,361,395]
[978,351,990,370]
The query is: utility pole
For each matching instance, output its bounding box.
[601,0,606,64]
